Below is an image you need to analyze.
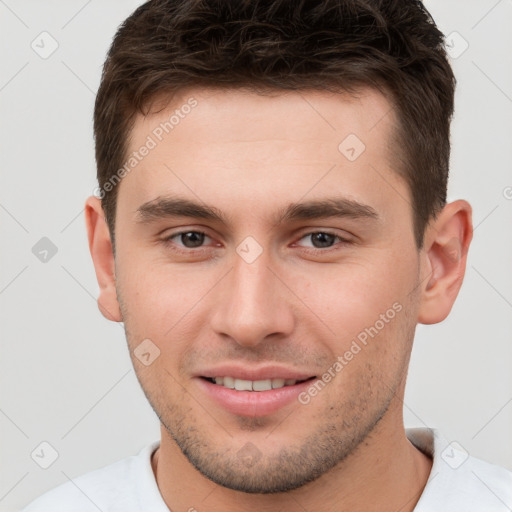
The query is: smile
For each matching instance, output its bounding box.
[204,376,310,391]
[198,373,317,417]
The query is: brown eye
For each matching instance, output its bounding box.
[297,232,347,249]
[309,232,337,248]
[165,231,210,249]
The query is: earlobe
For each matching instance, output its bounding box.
[418,200,473,325]
[84,196,123,322]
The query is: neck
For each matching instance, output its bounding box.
[152,405,432,511]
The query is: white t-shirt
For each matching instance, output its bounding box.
[22,428,512,511]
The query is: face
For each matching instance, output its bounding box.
[113,87,424,492]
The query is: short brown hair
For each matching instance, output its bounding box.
[94,0,455,249]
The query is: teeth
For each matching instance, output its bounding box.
[211,377,298,391]
[271,378,285,389]
[234,379,253,391]
[223,376,235,389]
[253,379,272,391]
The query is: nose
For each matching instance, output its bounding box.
[210,247,295,348]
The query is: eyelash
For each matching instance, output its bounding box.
[160,230,352,254]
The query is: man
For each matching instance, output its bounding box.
[23,0,512,510]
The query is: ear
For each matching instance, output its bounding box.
[418,200,473,325]
[84,196,123,322]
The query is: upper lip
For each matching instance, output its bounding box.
[197,365,315,382]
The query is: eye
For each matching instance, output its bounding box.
[163,230,213,249]
[161,229,351,253]
[295,231,350,250]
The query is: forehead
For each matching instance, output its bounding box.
[118,86,405,224]
[137,86,395,151]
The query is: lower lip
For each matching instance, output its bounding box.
[196,378,315,417]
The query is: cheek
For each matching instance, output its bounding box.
[320,302,414,414]
[299,256,415,339]
[117,259,217,351]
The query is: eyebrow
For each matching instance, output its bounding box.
[135,195,379,226]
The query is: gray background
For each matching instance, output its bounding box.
[1,1,511,510]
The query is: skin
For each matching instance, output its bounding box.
[86,87,472,512]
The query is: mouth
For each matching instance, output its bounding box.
[196,372,318,417]
[201,376,315,391]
